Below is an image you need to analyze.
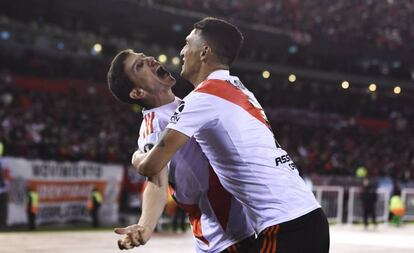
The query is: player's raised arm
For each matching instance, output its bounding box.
[137,129,189,177]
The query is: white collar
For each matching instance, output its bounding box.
[142,97,181,114]
[206,69,230,80]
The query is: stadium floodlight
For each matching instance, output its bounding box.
[172,56,180,65]
[158,54,167,63]
[393,86,401,94]
[288,45,298,54]
[262,70,270,79]
[288,74,296,83]
[368,83,377,92]
[57,42,65,50]
[392,61,401,69]
[1,31,10,40]
[341,81,350,89]
[93,43,102,53]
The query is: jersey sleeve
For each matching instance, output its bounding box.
[166,92,216,137]
[137,132,161,153]
[137,115,161,152]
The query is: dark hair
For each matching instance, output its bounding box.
[107,49,141,105]
[194,17,244,66]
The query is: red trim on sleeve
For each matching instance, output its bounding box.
[149,112,155,134]
[143,114,148,138]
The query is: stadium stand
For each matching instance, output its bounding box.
[1,70,412,180]
[150,0,414,51]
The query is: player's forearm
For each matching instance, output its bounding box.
[137,168,168,231]
[136,150,167,177]
[137,129,189,177]
[131,150,148,171]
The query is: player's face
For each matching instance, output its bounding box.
[124,52,175,93]
[180,29,204,83]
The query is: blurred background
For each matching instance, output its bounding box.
[0,0,413,248]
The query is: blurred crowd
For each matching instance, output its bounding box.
[0,71,138,163]
[276,123,413,180]
[1,68,413,179]
[151,0,414,50]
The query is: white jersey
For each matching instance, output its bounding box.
[137,98,254,253]
[167,70,321,234]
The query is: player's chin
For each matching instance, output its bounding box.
[159,74,175,86]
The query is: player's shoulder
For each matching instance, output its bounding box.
[140,110,168,137]
[194,79,230,92]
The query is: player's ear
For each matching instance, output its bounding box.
[200,46,210,62]
[129,88,145,100]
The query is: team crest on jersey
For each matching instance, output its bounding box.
[170,101,185,124]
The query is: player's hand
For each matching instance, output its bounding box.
[116,234,134,250]
[114,224,151,250]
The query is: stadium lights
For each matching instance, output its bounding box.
[158,54,167,63]
[172,56,180,66]
[262,70,270,79]
[288,45,298,54]
[393,86,401,94]
[57,42,64,50]
[341,81,350,89]
[1,31,10,40]
[288,74,296,83]
[368,83,377,92]
[93,43,102,53]
[392,61,401,69]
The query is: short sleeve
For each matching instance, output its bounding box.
[166,92,216,137]
[137,132,161,153]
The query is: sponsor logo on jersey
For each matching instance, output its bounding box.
[275,154,296,170]
[170,101,185,124]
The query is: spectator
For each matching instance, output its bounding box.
[87,187,103,228]
[26,186,39,230]
[389,188,405,227]
[0,161,9,230]
[361,178,377,229]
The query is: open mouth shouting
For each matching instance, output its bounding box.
[156,65,171,79]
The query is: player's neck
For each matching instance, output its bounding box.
[193,63,228,88]
[146,89,175,109]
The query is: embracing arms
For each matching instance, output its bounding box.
[134,129,190,177]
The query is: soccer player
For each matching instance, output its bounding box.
[134,17,330,252]
[107,49,255,252]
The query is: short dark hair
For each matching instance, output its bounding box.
[107,49,141,105]
[194,17,244,66]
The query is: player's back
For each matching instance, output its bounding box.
[167,71,320,234]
